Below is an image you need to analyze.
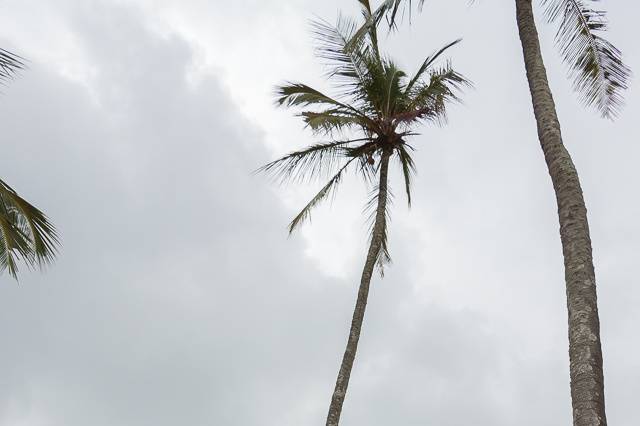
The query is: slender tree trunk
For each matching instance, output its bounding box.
[325,150,391,426]
[515,1,606,425]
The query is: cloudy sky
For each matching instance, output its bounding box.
[1,0,638,425]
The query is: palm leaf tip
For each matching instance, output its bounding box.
[0,48,25,81]
[379,0,427,29]
[543,0,631,118]
[405,39,463,94]
[396,144,416,207]
[287,157,357,234]
[256,139,365,184]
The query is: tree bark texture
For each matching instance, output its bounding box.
[515,1,607,425]
[325,150,391,426]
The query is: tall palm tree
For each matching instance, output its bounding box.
[1,48,59,279]
[259,2,468,424]
[374,1,630,425]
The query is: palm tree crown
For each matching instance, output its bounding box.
[261,4,467,268]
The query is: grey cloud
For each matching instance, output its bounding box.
[1,1,639,426]
[0,4,516,424]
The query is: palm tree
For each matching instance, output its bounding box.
[374,1,630,425]
[1,48,59,279]
[259,2,468,424]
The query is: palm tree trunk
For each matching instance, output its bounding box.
[515,1,606,425]
[325,150,391,426]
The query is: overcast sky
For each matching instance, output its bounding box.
[0,1,638,425]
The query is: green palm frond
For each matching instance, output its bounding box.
[0,208,31,278]
[0,48,24,84]
[288,157,358,233]
[411,63,469,102]
[341,2,388,57]
[257,138,368,184]
[357,57,405,117]
[354,0,384,58]
[379,0,426,29]
[311,16,371,95]
[396,64,469,126]
[383,63,407,116]
[344,139,379,158]
[405,39,462,94]
[276,82,352,109]
[275,82,373,126]
[542,0,631,118]
[302,109,365,135]
[0,179,59,279]
[396,143,416,206]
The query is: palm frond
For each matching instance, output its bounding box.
[276,82,351,109]
[311,16,370,95]
[345,139,379,158]
[288,157,358,233]
[0,48,24,84]
[275,82,373,125]
[257,139,368,184]
[357,0,374,13]
[398,64,469,126]
[345,0,389,60]
[358,57,407,118]
[302,109,364,135]
[405,39,462,94]
[357,0,383,58]
[0,208,31,278]
[0,179,59,278]
[379,0,426,29]
[396,144,416,206]
[542,0,631,118]
[376,231,392,275]
[383,63,407,116]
